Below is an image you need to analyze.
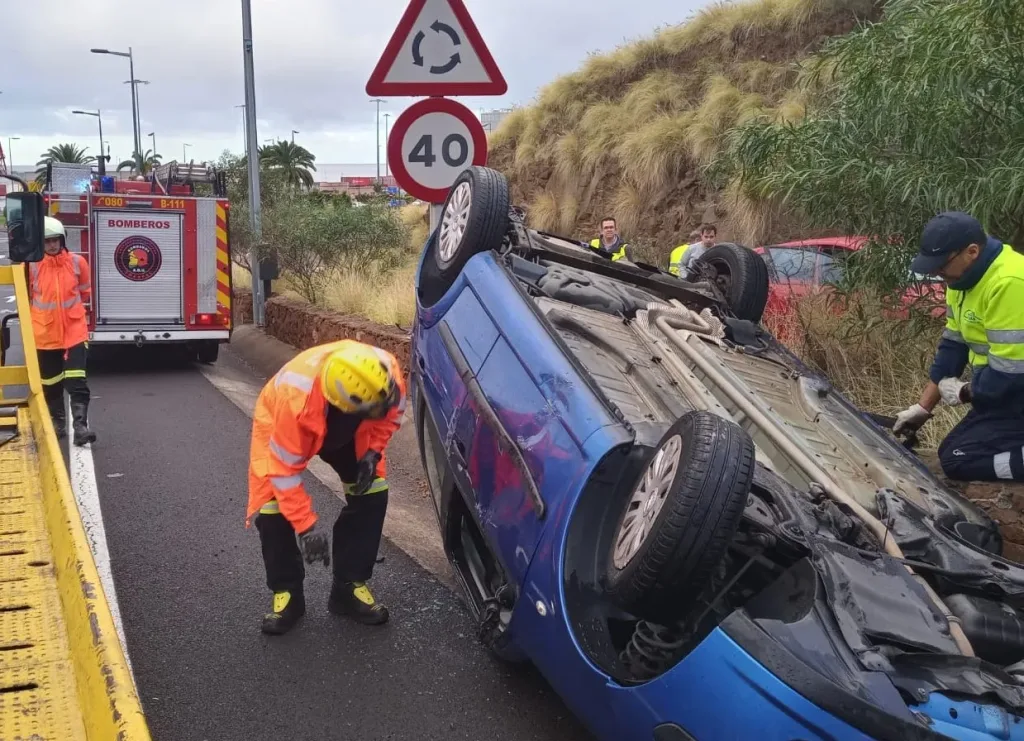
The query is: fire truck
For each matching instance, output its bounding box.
[42,161,233,362]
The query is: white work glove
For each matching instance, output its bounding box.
[938,377,970,406]
[893,404,932,434]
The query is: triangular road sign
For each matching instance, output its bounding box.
[366,0,508,97]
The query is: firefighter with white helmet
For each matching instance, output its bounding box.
[246,339,406,634]
[28,216,97,445]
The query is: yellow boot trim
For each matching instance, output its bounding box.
[343,477,388,496]
[272,591,291,613]
[352,583,375,606]
[259,499,280,514]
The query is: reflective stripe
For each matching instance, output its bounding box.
[968,342,989,356]
[987,329,1024,344]
[78,282,90,292]
[63,296,80,309]
[945,305,953,318]
[41,373,65,386]
[994,452,1013,480]
[64,369,86,379]
[32,299,57,310]
[259,499,281,514]
[270,474,302,491]
[269,437,305,466]
[988,355,1024,374]
[274,370,314,393]
[344,477,388,496]
[942,328,965,343]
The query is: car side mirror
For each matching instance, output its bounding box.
[4,192,46,263]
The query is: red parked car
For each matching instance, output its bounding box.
[754,237,945,335]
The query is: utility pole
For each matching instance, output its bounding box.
[370,98,386,183]
[241,0,265,326]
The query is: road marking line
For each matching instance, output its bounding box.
[66,395,137,683]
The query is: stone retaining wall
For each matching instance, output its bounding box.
[232,288,410,370]
[229,286,1024,561]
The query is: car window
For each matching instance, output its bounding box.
[818,252,846,285]
[765,247,818,283]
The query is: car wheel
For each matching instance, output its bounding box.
[196,341,219,364]
[695,243,769,323]
[434,166,510,283]
[606,411,754,624]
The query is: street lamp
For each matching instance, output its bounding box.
[148,132,156,157]
[90,47,141,159]
[183,143,192,162]
[72,109,106,176]
[370,98,386,182]
[291,129,299,144]
[235,104,247,151]
[383,113,391,178]
[125,79,150,151]
[8,136,19,173]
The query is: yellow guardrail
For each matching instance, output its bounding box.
[0,263,152,740]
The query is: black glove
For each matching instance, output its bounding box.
[353,450,382,496]
[297,524,330,567]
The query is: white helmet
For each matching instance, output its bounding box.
[44,216,66,243]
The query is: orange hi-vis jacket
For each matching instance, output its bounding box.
[246,340,407,533]
[28,251,91,351]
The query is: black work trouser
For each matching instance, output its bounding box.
[938,408,1024,482]
[38,342,90,419]
[255,439,388,596]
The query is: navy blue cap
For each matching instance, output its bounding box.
[911,211,987,275]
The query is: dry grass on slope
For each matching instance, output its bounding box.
[490,0,881,256]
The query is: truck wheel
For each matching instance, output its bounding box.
[196,341,219,364]
[434,166,510,284]
[695,243,769,323]
[606,411,754,624]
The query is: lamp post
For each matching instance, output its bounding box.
[72,109,106,176]
[291,129,299,144]
[183,143,191,162]
[124,79,149,153]
[383,113,391,179]
[8,136,19,173]
[148,132,156,158]
[369,98,386,183]
[240,0,265,325]
[90,47,141,159]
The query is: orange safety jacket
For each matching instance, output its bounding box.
[28,250,92,351]
[246,340,407,533]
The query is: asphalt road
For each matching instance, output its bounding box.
[85,345,593,741]
[0,230,28,399]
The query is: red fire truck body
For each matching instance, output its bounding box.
[43,162,232,362]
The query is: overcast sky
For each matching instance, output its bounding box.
[2,0,708,171]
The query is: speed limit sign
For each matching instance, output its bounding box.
[387,97,488,203]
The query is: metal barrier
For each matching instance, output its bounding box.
[0,263,152,740]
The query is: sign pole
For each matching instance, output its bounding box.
[428,203,442,233]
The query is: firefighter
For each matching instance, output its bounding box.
[29,216,97,446]
[246,339,406,635]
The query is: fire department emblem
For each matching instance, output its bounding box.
[114,236,162,282]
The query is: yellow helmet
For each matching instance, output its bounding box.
[44,216,66,241]
[320,343,397,415]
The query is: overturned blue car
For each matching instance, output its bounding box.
[410,166,1024,741]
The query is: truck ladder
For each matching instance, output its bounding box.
[0,264,151,740]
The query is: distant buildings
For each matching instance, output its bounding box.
[481,107,516,133]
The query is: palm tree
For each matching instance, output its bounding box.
[117,149,162,176]
[259,140,316,189]
[35,143,95,183]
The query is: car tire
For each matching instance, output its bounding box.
[695,243,769,323]
[606,411,755,624]
[434,166,510,283]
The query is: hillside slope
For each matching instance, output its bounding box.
[488,0,882,258]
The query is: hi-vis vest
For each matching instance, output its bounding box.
[28,251,91,351]
[589,237,628,261]
[246,340,407,532]
[668,244,690,276]
[943,243,1024,375]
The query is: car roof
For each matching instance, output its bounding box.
[765,236,869,251]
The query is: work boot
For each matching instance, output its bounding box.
[70,400,97,447]
[51,408,67,440]
[328,581,389,625]
[261,590,306,635]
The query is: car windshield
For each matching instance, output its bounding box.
[764,247,817,283]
